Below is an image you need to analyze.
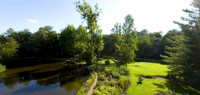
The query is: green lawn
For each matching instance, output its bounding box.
[127,62,200,95]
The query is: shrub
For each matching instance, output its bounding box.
[98,74,106,81]
[104,67,112,76]
[111,71,120,79]
[88,64,96,72]
[118,76,131,92]
[93,85,122,95]
[105,59,111,65]
[119,66,130,76]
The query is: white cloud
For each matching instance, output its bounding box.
[27,19,41,23]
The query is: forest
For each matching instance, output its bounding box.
[0,0,200,95]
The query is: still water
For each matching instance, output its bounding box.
[0,63,89,95]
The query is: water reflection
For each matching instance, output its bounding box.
[0,63,89,95]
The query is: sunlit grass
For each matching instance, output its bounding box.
[127,62,200,95]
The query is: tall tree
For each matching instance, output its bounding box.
[111,14,138,64]
[76,0,104,65]
[59,25,76,57]
[162,0,200,89]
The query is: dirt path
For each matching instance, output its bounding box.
[86,72,98,95]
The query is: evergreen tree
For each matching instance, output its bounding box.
[162,0,200,89]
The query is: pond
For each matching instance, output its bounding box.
[0,62,89,95]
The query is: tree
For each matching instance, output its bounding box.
[111,23,122,35]
[0,37,19,59]
[102,33,123,58]
[136,30,163,59]
[59,25,76,57]
[160,29,179,56]
[162,0,200,89]
[15,29,32,57]
[111,14,138,64]
[76,0,104,65]
[59,25,89,58]
[136,34,152,58]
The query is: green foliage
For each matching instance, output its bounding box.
[119,66,130,76]
[118,76,131,92]
[102,33,123,57]
[119,46,136,64]
[59,25,77,57]
[0,37,19,59]
[82,49,97,65]
[94,61,131,94]
[160,29,179,56]
[136,30,162,59]
[93,85,122,95]
[110,14,138,64]
[162,0,200,89]
[0,64,6,73]
[76,0,104,65]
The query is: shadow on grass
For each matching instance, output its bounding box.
[164,80,199,95]
[153,83,165,89]
[136,81,142,86]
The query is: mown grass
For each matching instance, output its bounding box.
[127,62,200,95]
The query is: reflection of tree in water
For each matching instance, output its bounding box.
[0,63,89,91]
[61,81,81,92]
[1,76,18,89]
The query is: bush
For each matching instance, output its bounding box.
[118,76,131,92]
[105,59,111,65]
[98,74,106,81]
[111,71,120,79]
[88,64,96,72]
[119,66,130,76]
[93,85,122,95]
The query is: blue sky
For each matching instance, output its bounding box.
[0,0,192,34]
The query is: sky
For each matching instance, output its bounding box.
[0,0,192,34]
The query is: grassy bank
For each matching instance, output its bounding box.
[127,62,200,95]
[77,72,96,95]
